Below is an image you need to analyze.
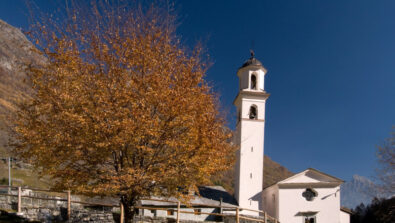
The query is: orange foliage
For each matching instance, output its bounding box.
[12,2,235,219]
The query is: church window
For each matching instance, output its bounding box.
[250,173,252,178]
[302,188,318,201]
[303,216,316,223]
[249,105,257,120]
[251,74,257,89]
[251,147,253,152]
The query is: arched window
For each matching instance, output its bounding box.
[251,74,257,90]
[249,105,257,120]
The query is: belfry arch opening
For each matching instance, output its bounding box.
[249,105,258,120]
[251,74,257,90]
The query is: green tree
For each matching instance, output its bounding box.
[12,1,235,221]
[351,197,395,223]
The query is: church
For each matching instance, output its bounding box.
[139,53,352,223]
[233,52,351,223]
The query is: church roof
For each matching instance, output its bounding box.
[240,50,264,68]
[263,168,344,190]
[341,207,354,214]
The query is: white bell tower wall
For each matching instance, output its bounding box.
[234,60,269,216]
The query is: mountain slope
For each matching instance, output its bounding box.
[0,19,50,188]
[0,19,45,155]
[341,175,384,209]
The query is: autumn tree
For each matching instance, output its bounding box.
[12,1,235,221]
[375,127,395,195]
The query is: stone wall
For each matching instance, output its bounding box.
[0,189,118,223]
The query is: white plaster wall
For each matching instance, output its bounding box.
[236,97,266,214]
[340,211,350,223]
[238,68,265,91]
[237,119,265,212]
[262,186,278,218]
[241,98,266,120]
[278,186,341,223]
[256,70,265,91]
[240,71,249,90]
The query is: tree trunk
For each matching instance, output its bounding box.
[121,196,137,223]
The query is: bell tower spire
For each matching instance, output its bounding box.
[234,52,269,215]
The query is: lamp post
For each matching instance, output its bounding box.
[8,157,11,187]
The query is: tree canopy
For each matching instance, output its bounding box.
[376,128,394,195]
[12,1,235,220]
[351,197,395,223]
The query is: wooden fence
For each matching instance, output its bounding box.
[0,185,279,223]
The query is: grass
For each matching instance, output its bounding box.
[0,161,51,189]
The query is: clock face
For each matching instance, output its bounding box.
[302,188,317,201]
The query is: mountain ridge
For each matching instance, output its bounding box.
[341,174,384,209]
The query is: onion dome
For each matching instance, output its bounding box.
[241,50,263,68]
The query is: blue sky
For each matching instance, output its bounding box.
[1,0,394,183]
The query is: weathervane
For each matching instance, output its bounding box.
[250,49,255,58]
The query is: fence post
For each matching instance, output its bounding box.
[17,186,21,213]
[177,201,180,223]
[236,207,240,223]
[67,190,71,220]
[7,158,11,204]
[120,202,124,223]
[264,212,267,223]
[219,197,223,214]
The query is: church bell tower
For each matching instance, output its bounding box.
[234,51,269,214]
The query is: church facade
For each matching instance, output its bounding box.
[233,53,351,223]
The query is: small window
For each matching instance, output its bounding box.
[150,209,156,216]
[251,147,253,152]
[249,106,257,120]
[304,216,316,223]
[251,74,257,89]
[167,209,174,216]
[250,173,252,178]
[194,209,201,215]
